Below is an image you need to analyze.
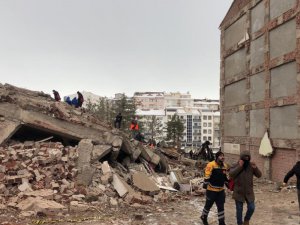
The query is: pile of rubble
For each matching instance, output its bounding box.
[0,83,207,218]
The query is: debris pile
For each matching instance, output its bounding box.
[0,83,207,219]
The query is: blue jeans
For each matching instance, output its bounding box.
[235,200,255,225]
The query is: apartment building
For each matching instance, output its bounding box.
[164,92,193,108]
[165,107,202,148]
[133,92,164,110]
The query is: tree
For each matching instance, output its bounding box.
[85,97,114,125]
[148,115,163,141]
[166,114,184,149]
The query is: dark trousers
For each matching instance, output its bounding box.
[114,121,121,129]
[201,190,226,225]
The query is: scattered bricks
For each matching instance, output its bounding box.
[61,179,70,187]
[0,173,5,182]
[61,156,68,162]
[4,160,18,170]
[6,174,32,185]
[48,149,62,160]
[124,193,152,205]
[24,141,34,149]
[0,184,7,194]
[24,189,54,199]
[0,165,6,173]
[69,201,89,212]
[18,181,32,192]
[60,185,68,193]
[71,194,85,201]
[51,182,60,190]
[34,169,44,182]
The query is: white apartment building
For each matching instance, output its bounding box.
[132,91,220,149]
[165,107,202,148]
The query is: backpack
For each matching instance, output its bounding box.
[228,178,235,191]
[228,169,243,191]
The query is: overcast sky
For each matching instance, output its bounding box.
[0,0,232,99]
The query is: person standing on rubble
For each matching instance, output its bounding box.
[283,161,300,211]
[229,150,262,225]
[77,91,84,108]
[114,112,122,129]
[130,117,139,138]
[201,151,229,225]
[52,90,61,101]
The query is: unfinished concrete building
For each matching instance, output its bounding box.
[220,0,300,181]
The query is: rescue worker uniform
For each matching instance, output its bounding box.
[201,151,229,225]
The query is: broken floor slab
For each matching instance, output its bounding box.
[132,172,160,195]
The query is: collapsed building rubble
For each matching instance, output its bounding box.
[0,83,207,219]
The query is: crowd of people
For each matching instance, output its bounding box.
[52,90,84,108]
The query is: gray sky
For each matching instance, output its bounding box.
[0,0,232,99]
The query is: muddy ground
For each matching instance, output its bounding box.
[0,180,299,225]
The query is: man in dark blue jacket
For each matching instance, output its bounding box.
[283,161,300,211]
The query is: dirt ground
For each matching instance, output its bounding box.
[0,180,299,225]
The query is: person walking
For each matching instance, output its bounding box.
[201,151,229,225]
[283,161,300,211]
[229,150,262,225]
[52,90,61,101]
[114,113,122,129]
[77,91,84,108]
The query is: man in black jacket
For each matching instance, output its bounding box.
[283,161,300,210]
[114,113,122,129]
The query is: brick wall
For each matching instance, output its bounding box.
[272,148,297,182]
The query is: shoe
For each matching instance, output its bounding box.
[243,221,249,225]
[200,215,209,225]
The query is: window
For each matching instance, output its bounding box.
[203,123,207,127]
[208,116,212,120]
[208,129,212,134]
[208,122,212,127]
[203,116,207,120]
[203,129,207,134]
[203,136,207,141]
[208,136,212,141]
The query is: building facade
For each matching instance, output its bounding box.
[133,92,164,110]
[220,0,300,181]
